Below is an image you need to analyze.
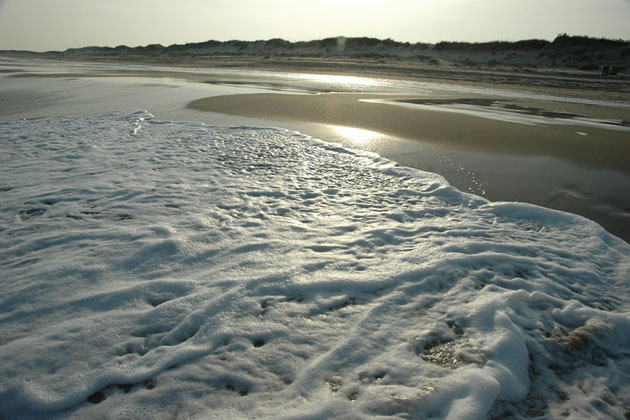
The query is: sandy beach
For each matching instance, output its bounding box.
[188,92,630,174]
[2,55,629,242]
[2,19,630,416]
[181,65,630,243]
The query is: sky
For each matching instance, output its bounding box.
[0,0,629,51]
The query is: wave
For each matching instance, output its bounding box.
[0,111,628,419]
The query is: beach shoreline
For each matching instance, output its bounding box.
[188,92,630,175]
[5,52,630,101]
[2,55,629,242]
[186,90,630,243]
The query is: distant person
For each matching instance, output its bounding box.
[601,64,610,77]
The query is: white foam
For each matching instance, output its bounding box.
[1,111,628,419]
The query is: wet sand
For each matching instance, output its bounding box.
[187,92,630,243]
[2,56,630,242]
[188,93,630,175]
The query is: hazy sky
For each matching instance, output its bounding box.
[1,0,629,51]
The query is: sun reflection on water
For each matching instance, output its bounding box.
[295,73,382,88]
[331,125,383,146]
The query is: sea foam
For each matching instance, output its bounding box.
[1,111,628,419]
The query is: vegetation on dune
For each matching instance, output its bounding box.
[3,35,628,73]
[435,34,629,51]
[434,39,550,51]
[549,34,629,50]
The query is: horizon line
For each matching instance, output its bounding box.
[3,33,630,54]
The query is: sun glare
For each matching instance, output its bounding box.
[296,73,380,87]
[331,125,383,146]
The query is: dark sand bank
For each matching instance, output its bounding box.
[188,93,630,175]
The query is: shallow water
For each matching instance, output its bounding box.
[3,56,630,243]
[386,97,630,130]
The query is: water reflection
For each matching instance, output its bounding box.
[296,73,380,86]
[330,125,383,146]
[290,73,389,92]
